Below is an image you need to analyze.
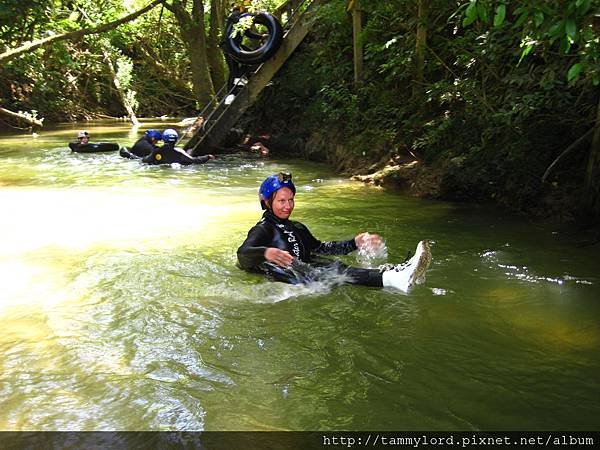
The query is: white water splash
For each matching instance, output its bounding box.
[214,262,355,303]
[431,288,450,296]
[480,250,593,286]
[356,232,389,267]
[232,276,352,303]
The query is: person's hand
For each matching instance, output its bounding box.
[265,247,294,267]
[355,232,382,250]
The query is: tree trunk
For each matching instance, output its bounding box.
[164,0,215,107]
[0,0,165,65]
[413,0,428,98]
[350,1,364,87]
[582,96,600,217]
[207,0,226,91]
[102,50,140,126]
[0,106,44,128]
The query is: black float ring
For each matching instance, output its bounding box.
[224,12,283,65]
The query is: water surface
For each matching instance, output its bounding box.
[0,122,598,431]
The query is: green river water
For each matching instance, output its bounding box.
[0,121,598,431]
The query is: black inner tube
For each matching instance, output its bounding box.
[69,142,120,153]
[223,12,283,65]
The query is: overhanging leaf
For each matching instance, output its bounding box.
[534,10,544,27]
[567,62,582,81]
[565,18,577,41]
[493,4,506,27]
[463,2,478,27]
[476,2,488,23]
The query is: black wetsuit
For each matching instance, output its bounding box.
[142,143,211,165]
[221,9,263,90]
[131,136,158,157]
[237,211,383,286]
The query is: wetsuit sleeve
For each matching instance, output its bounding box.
[295,222,358,255]
[237,224,272,270]
[176,151,210,165]
[314,238,357,255]
[142,152,156,164]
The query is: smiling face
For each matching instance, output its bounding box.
[269,187,295,220]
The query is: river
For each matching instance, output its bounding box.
[0,121,598,431]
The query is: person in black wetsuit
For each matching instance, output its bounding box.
[142,128,215,165]
[221,3,265,91]
[121,129,163,159]
[222,5,245,91]
[131,129,162,157]
[237,173,433,291]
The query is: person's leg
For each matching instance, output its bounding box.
[309,260,383,287]
[260,259,380,286]
[225,54,240,90]
[259,260,384,288]
[344,266,384,287]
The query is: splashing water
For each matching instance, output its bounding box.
[356,232,389,267]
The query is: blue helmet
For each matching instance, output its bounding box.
[259,172,295,210]
[145,129,162,141]
[162,128,178,143]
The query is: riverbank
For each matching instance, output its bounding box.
[237,43,597,224]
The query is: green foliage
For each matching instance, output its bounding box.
[116,55,134,90]
[493,4,506,27]
[457,0,600,85]
[243,0,598,218]
[231,15,255,38]
[249,0,286,13]
[0,0,201,119]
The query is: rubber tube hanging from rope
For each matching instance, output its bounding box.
[223,12,283,65]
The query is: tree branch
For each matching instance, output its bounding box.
[0,106,44,127]
[541,127,595,183]
[0,0,165,64]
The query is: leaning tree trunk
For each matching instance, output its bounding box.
[102,50,140,126]
[0,106,44,128]
[165,0,215,107]
[582,96,600,218]
[350,0,364,88]
[413,0,428,98]
[207,0,226,91]
[185,30,216,106]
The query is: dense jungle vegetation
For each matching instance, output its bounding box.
[1,0,600,222]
